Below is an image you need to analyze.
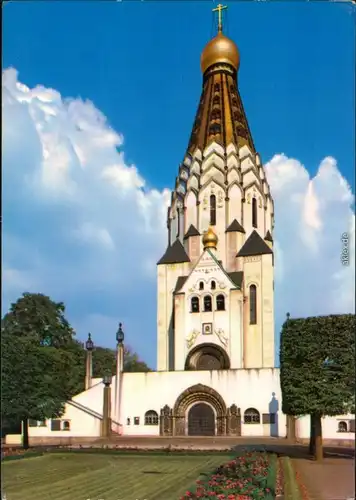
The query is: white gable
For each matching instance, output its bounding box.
[179,249,237,294]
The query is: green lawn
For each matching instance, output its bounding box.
[2,452,229,500]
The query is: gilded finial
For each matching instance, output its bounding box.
[202,226,218,250]
[212,3,228,33]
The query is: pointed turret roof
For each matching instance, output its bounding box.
[237,230,273,257]
[227,271,243,288]
[157,239,190,265]
[264,230,273,242]
[226,219,245,233]
[186,26,255,155]
[184,224,200,239]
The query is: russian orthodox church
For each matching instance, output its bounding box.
[14,8,354,444]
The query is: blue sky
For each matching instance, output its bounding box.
[3,1,355,369]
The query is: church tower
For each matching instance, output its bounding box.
[157,5,275,372]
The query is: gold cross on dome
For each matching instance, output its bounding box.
[212,3,228,33]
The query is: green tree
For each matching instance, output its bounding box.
[90,346,151,377]
[2,292,75,347]
[124,347,152,373]
[1,293,151,448]
[280,313,355,461]
[92,347,117,377]
[1,293,84,447]
[1,332,78,448]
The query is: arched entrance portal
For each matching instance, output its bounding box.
[188,403,215,436]
[173,384,227,436]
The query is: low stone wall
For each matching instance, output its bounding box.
[296,437,354,447]
[5,435,103,446]
[5,434,355,449]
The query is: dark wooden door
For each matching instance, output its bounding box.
[188,403,215,436]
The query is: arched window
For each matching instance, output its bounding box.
[144,410,159,426]
[216,294,225,311]
[199,281,204,290]
[338,421,348,433]
[191,297,199,313]
[249,285,257,325]
[252,197,257,228]
[203,296,212,312]
[211,280,216,290]
[210,195,216,226]
[244,408,260,424]
[63,420,70,431]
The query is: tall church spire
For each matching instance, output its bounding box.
[187,5,254,155]
[166,8,273,260]
[158,10,275,373]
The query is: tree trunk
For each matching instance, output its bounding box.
[309,414,316,455]
[314,414,323,462]
[287,415,296,441]
[22,418,29,449]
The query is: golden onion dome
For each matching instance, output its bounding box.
[201,32,240,74]
[202,227,218,250]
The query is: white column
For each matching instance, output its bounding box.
[115,344,124,425]
[85,350,93,390]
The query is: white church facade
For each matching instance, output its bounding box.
[8,11,354,445]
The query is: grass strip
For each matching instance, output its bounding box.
[282,456,303,500]
[265,453,277,498]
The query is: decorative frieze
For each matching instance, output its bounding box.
[215,328,228,347]
[159,405,173,437]
[226,404,241,436]
[186,329,200,349]
[244,256,261,263]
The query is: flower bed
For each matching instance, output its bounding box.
[180,451,277,499]
[275,457,284,498]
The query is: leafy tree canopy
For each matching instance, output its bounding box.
[1,293,84,428]
[2,335,77,422]
[280,313,355,417]
[91,346,151,378]
[1,292,151,428]
[2,292,75,348]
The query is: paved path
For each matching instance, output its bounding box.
[295,457,355,500]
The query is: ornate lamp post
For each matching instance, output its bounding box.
[85,333,94,390]
[116,323,125,345]
[114,323,125,432]
[102,374,112,438]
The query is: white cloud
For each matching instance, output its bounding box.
[265,154,355,318]
[72,222,115,251]
[2,69,355,367]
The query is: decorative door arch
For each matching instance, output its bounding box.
[173,384,227,436]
